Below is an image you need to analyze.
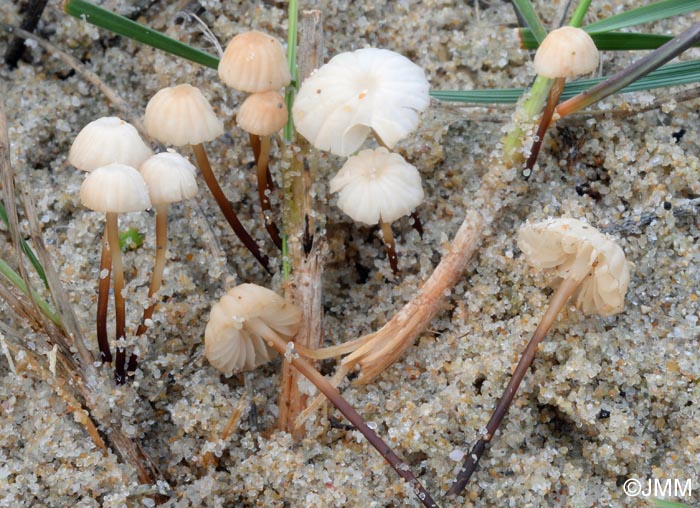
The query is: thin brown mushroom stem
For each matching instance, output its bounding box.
[447,275,582,496]
[244,318,438,508]
[127,203,168,374]
[105,212,127,384]
[379,219,399,275]
[96,224,112,364]
[524,76,566,178]
[410,210,424,238]
[255,135,282,249]
[191,143,271,273]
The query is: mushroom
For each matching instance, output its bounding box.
[447,217,630,495]
[80,163,151,383]
[204,283,437,507]
[525,27,600,176]
[292,48,430,157]
[217,30,291,93]
[329,147,424,275]
[236,91,289,249]
[125,150,198,375]
[144,84,270,272]
[69,117,153,365]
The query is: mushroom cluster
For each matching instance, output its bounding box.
[293,47,430,274]
[219,30,292,249]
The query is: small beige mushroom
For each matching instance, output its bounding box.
[329,147,424,275]
[236,91,289,249]
[205,283,302,375]
[448,217,630,494]
[69,116,153,172]
[131,151,198,363]
[218,31,291,93]
[80,163,151,383]
[144,84,269,271]
[534,26,599,79]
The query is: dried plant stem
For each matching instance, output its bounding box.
[201,395,248,469]
[255,134,282,249]
[447,276,580,495]
[106,212,127,384]
[277,8,325,440]
[524,76,565,177]
[192,143,271,273]
[128,203,168,373]
[253,322,438,508]
[97,225,112,364]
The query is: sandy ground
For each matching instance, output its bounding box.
[1,0,699,507]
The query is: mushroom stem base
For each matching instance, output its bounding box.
[106,212,127,384]
[96,224,112,364]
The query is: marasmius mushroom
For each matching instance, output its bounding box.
[329,147,424,275]
[447,217,630,495]
[144,84,271,272]
[236,90,289,249]
[80,163,151,383]
[525,26,599,175]
[126,150,198,375]
[205,283,437,508]
[69,117,153,365]
[292,47,430,157]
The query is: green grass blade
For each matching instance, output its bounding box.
[511,0,547,44]
[0,257,62,327]
[519,29,684,51]
[569,0,592,27]
[585,0,700,33]
[62,0,219,69]
[0,199,48,288]
[431,59,700,104]
[651,499,695,508]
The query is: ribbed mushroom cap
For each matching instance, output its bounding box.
[292,48,430,157]
[69,117,153,172]
[80,163,151,213]
[517,218,630,316]
[236,91,288,136]
[329,147,424,225]
[533,26,599,78]
[139,151,198,205]
[144,84,224,146]
[205,283,302,375]
[218,30,291,93]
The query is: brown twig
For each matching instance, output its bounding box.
[4,0,49,68]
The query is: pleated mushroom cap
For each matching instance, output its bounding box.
[139,151,198,205]
[69,117,153,172]
[533,26,599,78]
[293,48,430,157]
[236,91,288,136]
[205,284,302,375]
[329,147,424,226]
[144,84,224,146]
[517,218,630,316]
[218,30,291,93]
[80,163,151,213]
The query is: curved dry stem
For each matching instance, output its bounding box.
[106,212,127,384]
[192,143,271,273]
[96,224,112,364]
[447,276,581,495]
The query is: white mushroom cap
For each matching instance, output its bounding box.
[205,283,302,375]
[144,84,224,146]
[329,147,424,225]
[533,26,599,78]
[139,151,198,205]
[292,48,430,157]
[80,163,151,213]
[517,218,630,316]
[236,91,288,136]
[218,30,291,93]
[69,117,153,172]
